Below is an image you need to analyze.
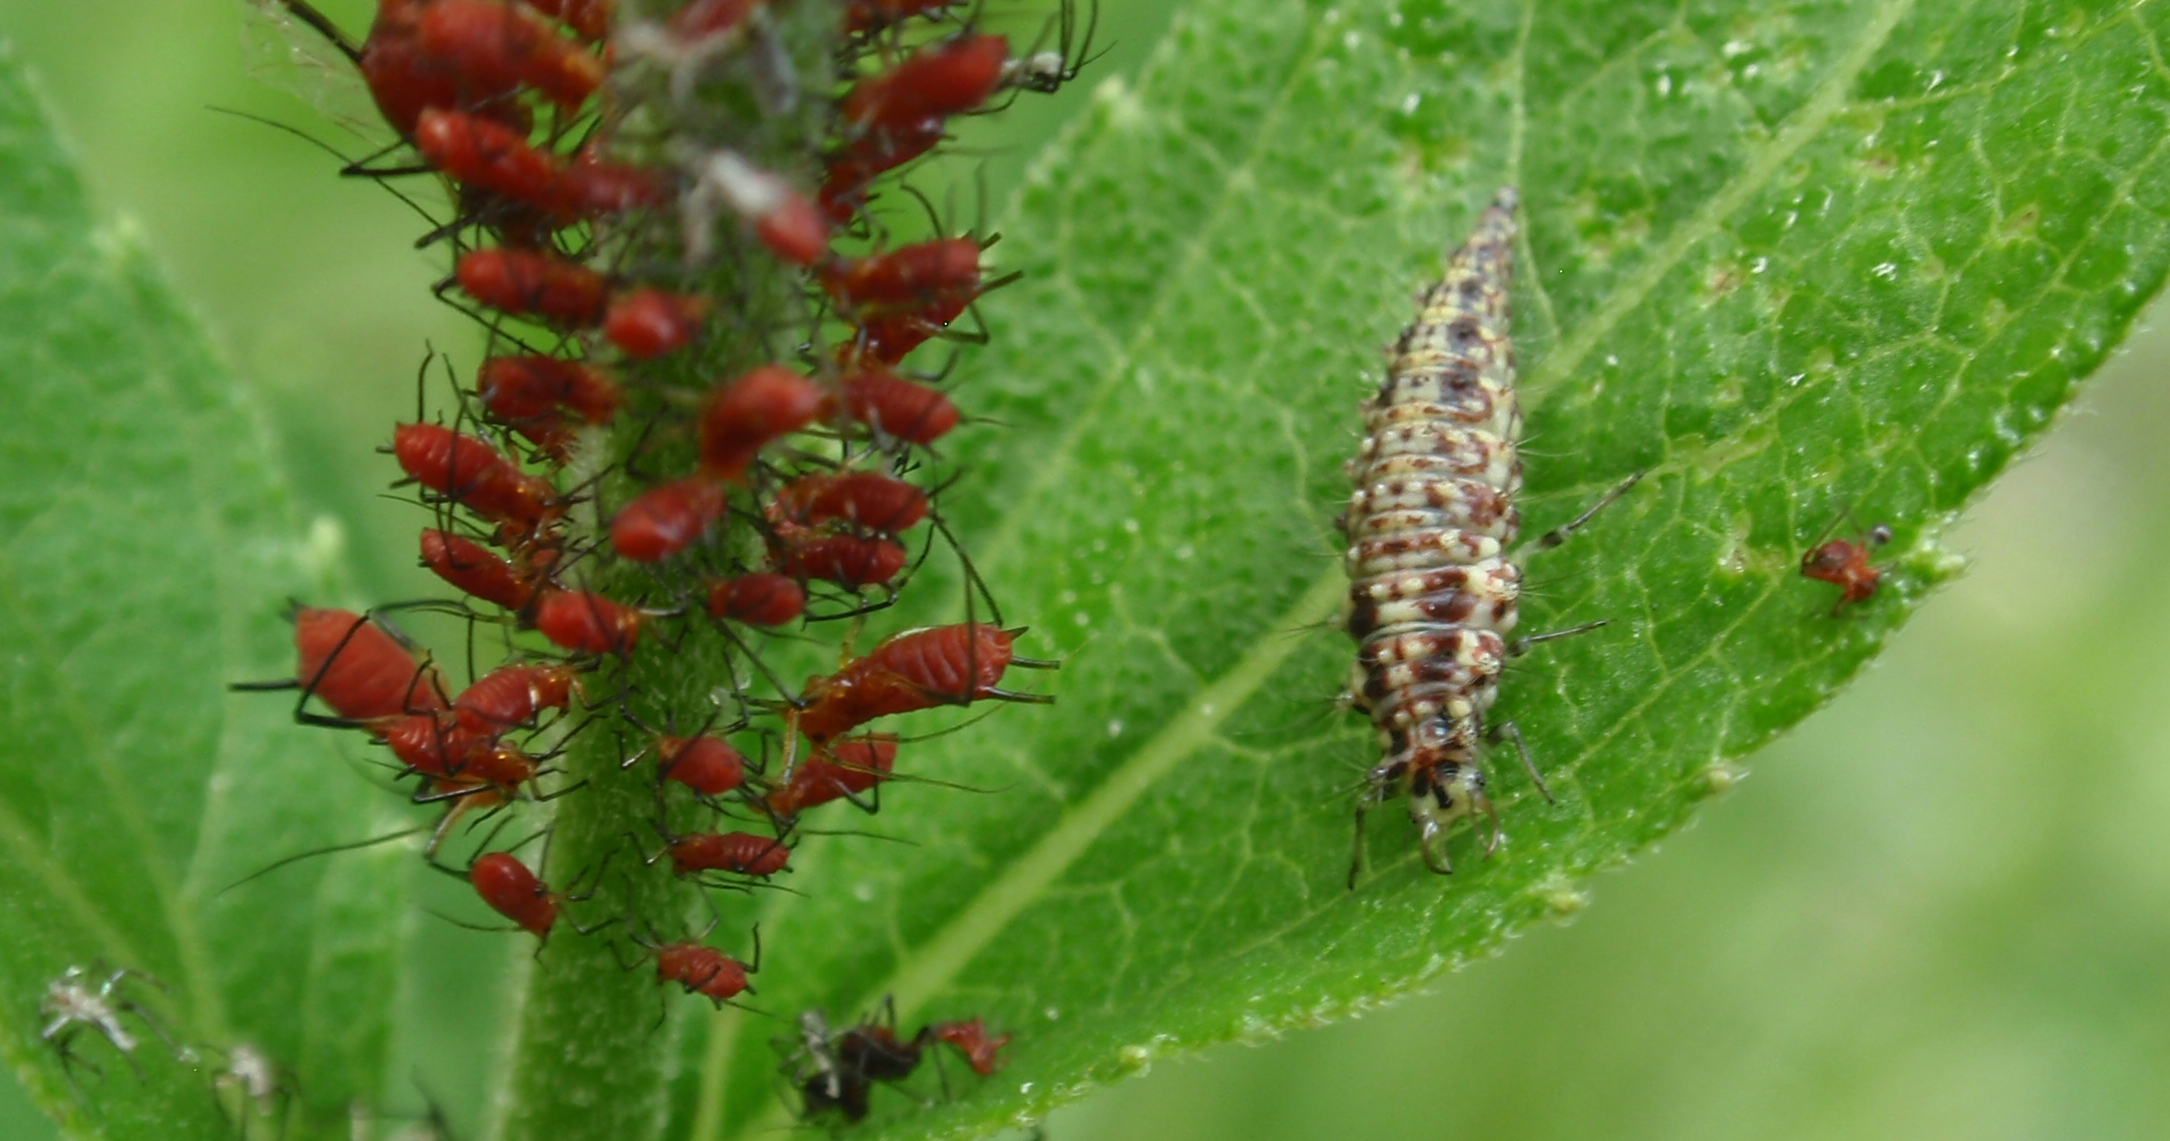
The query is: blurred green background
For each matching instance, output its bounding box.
[3,2,2167,1139]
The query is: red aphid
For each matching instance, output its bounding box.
[414,0,605,111]
[771,471,929,534]
[292,606,448,720]
[379,713,535,786]
[656,734,746,796]
[706,572,806,627]
[419,529,538,610]
[533,589,643,655]
[795,625,1019,743]
[524,0,614,41]
[602,288,706,359]
[839,34,1009,131]
[929,1018,1010,1076]
[392,423,558,528]
[469,852,558,938]
[558,147,667,216]
[456,248,609,326]
[477,355,622,424]
[765,735,896,817]
[1802,523,1892,615]
[653,942,750,1005]
[697,365,827,481]
[454,662,581,733]
[413,107,569,221]
[854,293,970,363]
[835,368,959,444]
[667,831,791,878]
[818,238,981,318]
[351,0,530,138]
[844,0,958,34]
[610,476,728,562]
[772,529,909,590]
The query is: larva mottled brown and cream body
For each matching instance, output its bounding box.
[1343,187,1524,880]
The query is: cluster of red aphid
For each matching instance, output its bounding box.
[239,0,1094,1121]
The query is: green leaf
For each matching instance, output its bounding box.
[0,46,406,1140]
[675,0,2170,1138]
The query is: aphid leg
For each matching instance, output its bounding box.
[1521,471,1643,555]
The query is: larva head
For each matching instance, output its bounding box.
[1406,760,1491,875]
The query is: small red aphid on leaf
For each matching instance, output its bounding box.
[929,1018,1010,1076]
[1802,523,1892,615]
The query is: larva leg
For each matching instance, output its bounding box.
[1488,719,1553,803]
[1520,470,1644,556]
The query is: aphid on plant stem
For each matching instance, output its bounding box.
[652,940,755,1005]
[833,367,960,445]
[477,355,622,425]
[602,288,708,359]
[769,527,910,591]
[851,294,973,363]
[455,248,609,326]
[1342,188,1633,884]
[665,830,792,878]
[453,662,582,734]
[280,605,449,721]
[818,237,982,318]
[524,0,614,42]
[653,733,747,797]
[378,712,536,789]
[1801,522,1891,615]
[532,588,644,656]
[558,146,669,217]
[794,624,1050,745]
[698,365,828,481]
[412,107,573,223]
[413,0,606,112]
[843,0,958,35]
[468,851,559,938]
[765,734,897,817]
[707,571,806,627]
[392,422,559,529]
[769,471,929,534]
[420,528,538,610]
[610,476,728,562]
[838,34,1009,133]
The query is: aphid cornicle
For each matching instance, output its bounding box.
[1344,187,1527,882]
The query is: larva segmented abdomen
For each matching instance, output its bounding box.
[1342,187,1523,864]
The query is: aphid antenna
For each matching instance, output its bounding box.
[220,827,431,894]
[927,509,1006,628]
[206,106,447,229]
